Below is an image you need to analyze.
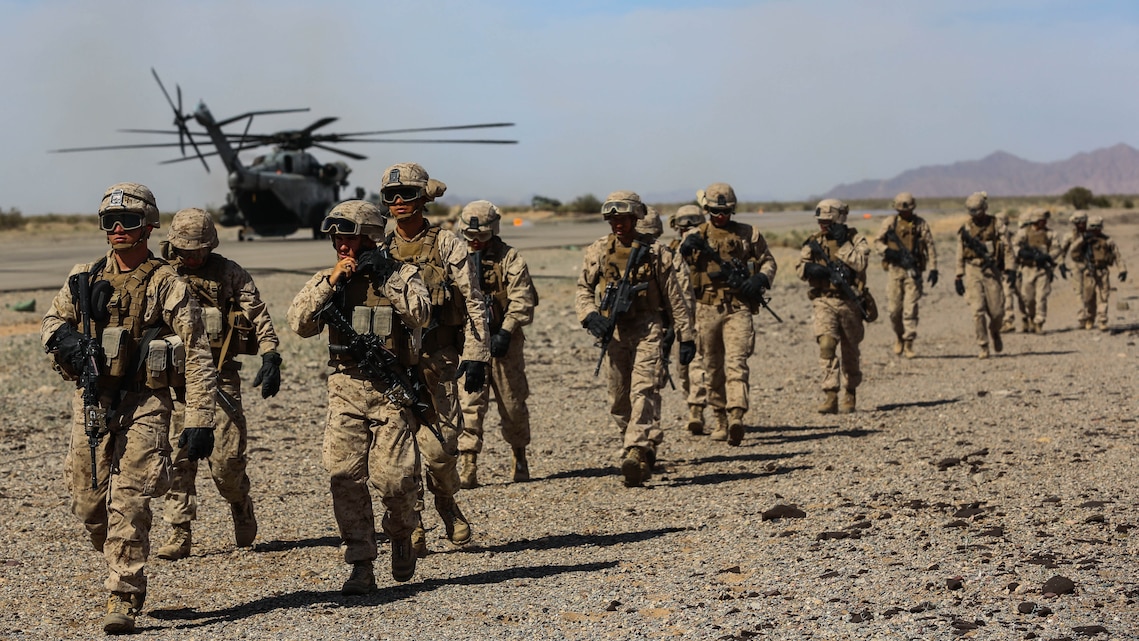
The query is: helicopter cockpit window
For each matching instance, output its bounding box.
[251,155,266,167]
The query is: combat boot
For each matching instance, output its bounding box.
[410,519,428,558]
[1033,321,1044,334]
[1001,319,1015,333]
[435,495,472,545]
[156,522,192,561]
[102,591,143,634]
[839,389,857,414]
[816,391,838,414]
[511,446,530,482]
[978,345,990,359]
[710,410,729,441]
[620,447,646,487]
[89,526,107,553]
[459,452,478,489]
[230,496,257,548]
[903,340,916,359]
[1082,319,1093,330]
[893,336,904,355]
[341,561,376,595]
[727,408,746,446]
[686,404,705,435]
[390,537,416,583]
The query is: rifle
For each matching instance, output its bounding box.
[685,233,783,323]
[659,326,676,391]
[594,240,650,376]
[806,239,870,321]
[884,226,920,280]
[471,250,499,334]
[1082,233,1099,279]
[1018,244,1056,270]
[958,227,997,273]
[68,272,105,490]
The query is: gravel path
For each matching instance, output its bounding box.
[1,215,1136,640]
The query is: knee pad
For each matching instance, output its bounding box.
[817,335,838,360]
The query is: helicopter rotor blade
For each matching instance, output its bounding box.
[151,68,188,155]
[330,137,518,145]
[303,117,339,133]
[116,128,216,136]
[50,142,206,153]
[184,127,211,173]
[330,122,515,137]
[311,143,367,160]
[216,108,310,127]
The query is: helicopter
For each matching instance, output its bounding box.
[52,69,516,239]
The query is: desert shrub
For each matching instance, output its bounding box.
[0,207,25,230]
[563,194,602,214]
[531,195,562,210]
[1062,186,1095,210]
[1123,199,1134,209]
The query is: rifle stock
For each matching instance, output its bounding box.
[69,272,105,490]
[594,241,649,376]
[806,239,870,321]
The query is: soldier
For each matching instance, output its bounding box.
[1011,207,1063,333]
[954,191,1008,359]
[153,208,281,561]
[1057,211,1087,315]
[677,183,777,444]
[41,183,217,633]
[382,162,488,555]
[1070,215,1128,330]
[576,191,695,486]
[456,200,539,488]
[873,192,938,358]
[667,205,708,434]
[796,199,871,414]
[286,200,430,593]
[997,211,1024,333]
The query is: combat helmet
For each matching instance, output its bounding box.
[600,190,647,219]
[698,183,737,212]
[99,182,160,229]
[380,162,447,219]
[893,192,916,212]
[1070,211,1088,225]
[1027,207,1050,224]
[636,207,664,238]
[1087,215,1104,230]
[458,200,501,239]
[168,208,219,251]
[965,191,988,213]
[321,200,387,241]
[815,198,849,224]
[669,204,705,230]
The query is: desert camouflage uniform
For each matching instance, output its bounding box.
[668,235,706,406]
[576,233,693,457]
[458,235,537,455]
[1012,223,1061,331]
[287,262,430,563]
[956,217,1008,355]
[1000,216,1026,331]
[42,251,217,597]
[1071,228,1128,329]
[1057,215,1087,301]
[873,214,937,343]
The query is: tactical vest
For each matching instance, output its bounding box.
[327,273,416,367]
[805,232,866,298]
[177,253,257,363]
[687,221,754,305]
[475,237,512,329]
[85,254,172,387]
[1016,227,1050,266]
[387,225,465,327]
[961,220,1000,264]
[883,216,926,271]
[598,234,661,318]
[1080,236,1114,269]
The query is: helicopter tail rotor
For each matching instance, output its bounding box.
[151,68,211,173]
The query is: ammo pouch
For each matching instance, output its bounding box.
[144,335,186,389]
[352,305,393,337]
[100,327,133,378]
[203,307,225,346]
[229,308,259,355]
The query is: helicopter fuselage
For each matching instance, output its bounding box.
[221,150,350,237]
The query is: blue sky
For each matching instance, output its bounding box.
[2,0,1138,214]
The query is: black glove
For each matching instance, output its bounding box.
[456,360,487,393]
[252,351,282,398]
[827,223,849,245]
[584,311,611,339]
[179,427,215,461]
[927,269,939,287]
[1004,270,1017,283]
[489,329,512,358]
[47,324,93,374]
[883,248,902,264]
[679,234,702,258]
[1120,271,1128,282]
[661,326,676,355]
[1058,264,1069,280]
[678,340,696,366]
[738,273,770,302]
[802,262,829,281]
[954,278,965,296]
[358,248,400,282]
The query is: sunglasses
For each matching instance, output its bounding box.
[99,212,145,232]
[319,216,360,235]
[380,186,424,205]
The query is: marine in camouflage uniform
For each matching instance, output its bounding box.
[381,162,489,554]
[677,183,776,444]
[796,199,871,414]
[455,200,539,488]
[997,212,1025,333]
[873,192,938,358]
[287,200,430,593]
[1057,211,1087,314]
[953,192,1009,359]
[155,208,282,561]
[1070,215,1128,330]
[41,183,218,634]
[636,208,690,428]
[668,205,708,432]
[577,191,695,487]
[1011,208,1063,333]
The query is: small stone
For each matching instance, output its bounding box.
[1017,601,1036,614]
[605,600,620,611]
[946,577,964,590]
[761,504,806,520]
[1072,625,1109,636]
[936,457,961,470]
[849,610,872,623]
[1041,575,1076,596]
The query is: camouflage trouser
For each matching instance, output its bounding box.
[323,370,420,564]
[416,345,462,501]
[1080,269,1112,326]
[605,315,663,453]
[885,265,923,341]
[1002,269,1022,325]
[676,342,707,407]
[65,387,173,596]
[164,365,250,525]
[695,300,754,413]
[1018,265,1053,326]
[811,296,864,392]
[458,329,531,453]
[965,263,1004,348]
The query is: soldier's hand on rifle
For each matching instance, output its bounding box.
[883,248,902,264]
[802,262,829,281]
[489,329,512,358]
[48,324,98,374]
[1058,264,1069,280]
[827,223,850,245]
[253,351,282,398]
[661,325,676,354]
[360,248,400,282]
[739,273,770,302]
[584,311,611,339]
[927,269,939,287]
[179,427,214,461]
[1120,271,1128,282]
[679,340,696,366]
[954,277,965,296]
[456,360,487,393]
[679,234,702,258]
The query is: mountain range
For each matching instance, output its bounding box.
[821,143,1139,199]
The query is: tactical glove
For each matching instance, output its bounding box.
[1058,264,1069,280]
[456,360,487,393]
[678,233,702,258]
[1120,271,1128,282]
[739,273,770,302]
[179,427,215,461]
[883,249,902,264]
[827,223,849,245]
[661,326,676,355]
[954,278,965,296]
[802,262,830,281]
[47,324,94,374]
[489,329,512,358]
[253,351,282,398]
[584,311,611,339]
[678,340,697,366]
[927,269,939,287]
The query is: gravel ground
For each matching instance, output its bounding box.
[1,213,1137,640]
